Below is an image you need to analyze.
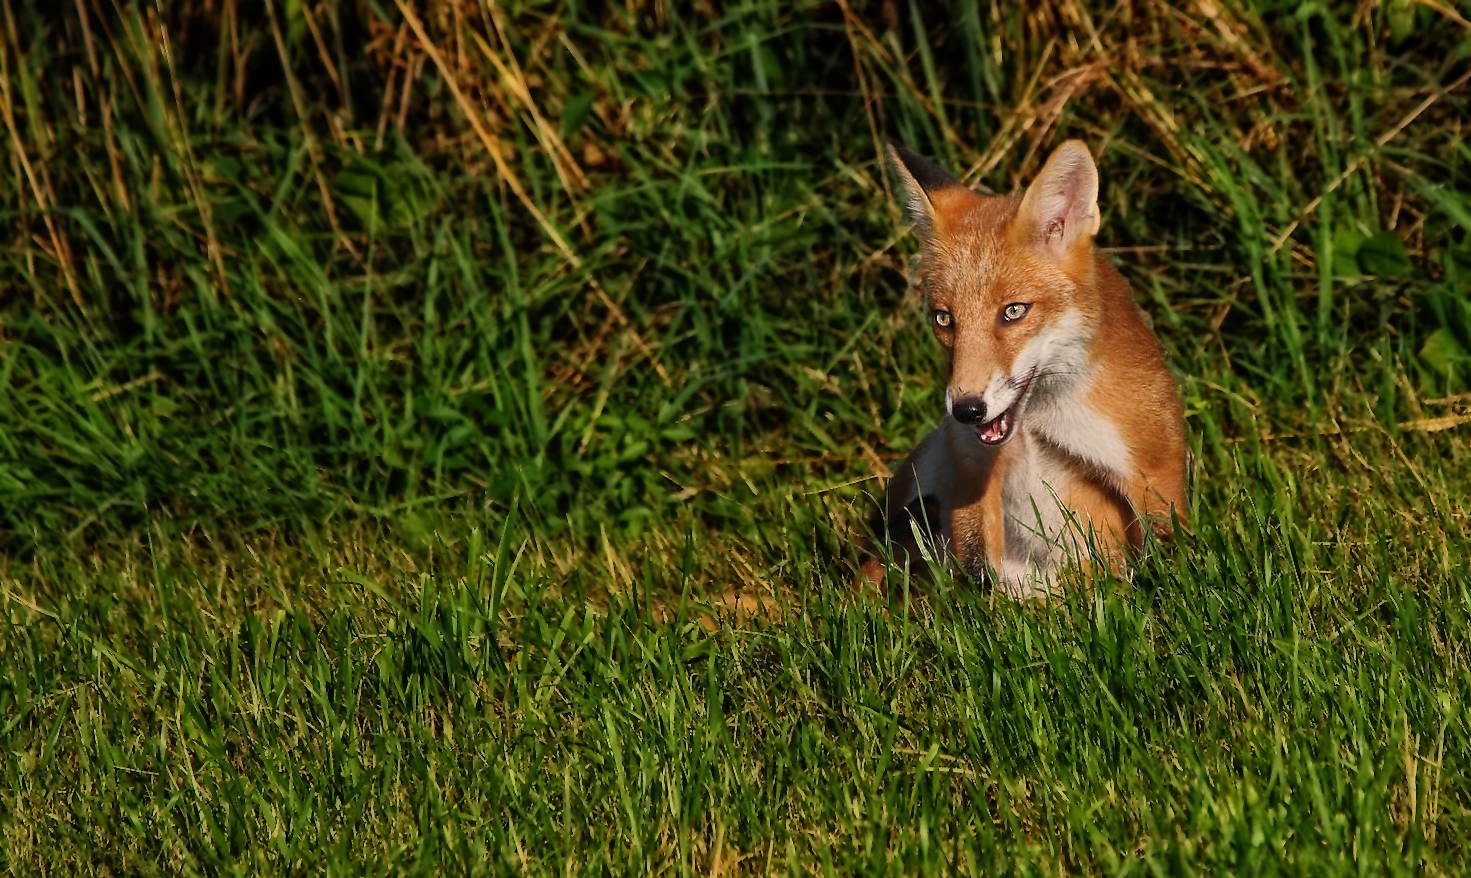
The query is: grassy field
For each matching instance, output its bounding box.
[4,0,1471,873]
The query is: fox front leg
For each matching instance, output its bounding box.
[1128,458,1191,550]
[949,491,1011,593]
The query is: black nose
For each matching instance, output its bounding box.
[952,396,987,424]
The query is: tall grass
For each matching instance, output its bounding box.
[2,0,1470,873]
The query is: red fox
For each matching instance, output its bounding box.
[856,140,1190,599]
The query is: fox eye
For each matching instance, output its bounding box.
[932,309,953,329]
[1001,303,1030,323]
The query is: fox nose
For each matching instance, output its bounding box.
[951,396,987,425]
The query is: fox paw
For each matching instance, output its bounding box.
[996,560,1054,601]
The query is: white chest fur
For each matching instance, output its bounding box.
[994,387,1132,598]
[1000,434,1078,566]
[1025,381,1132,483]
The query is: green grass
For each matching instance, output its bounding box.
[3,0,1471,873]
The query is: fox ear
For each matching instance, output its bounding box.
[1016,140,1100,257]
[886,144,966,240]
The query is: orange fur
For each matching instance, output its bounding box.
[855,141,1189,599]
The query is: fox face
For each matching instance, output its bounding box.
[889,142,1104,447]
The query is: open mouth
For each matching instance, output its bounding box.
[976,406,1017,446]
[974,369,1037,447]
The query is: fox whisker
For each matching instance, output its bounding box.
[1008,368,1079,388]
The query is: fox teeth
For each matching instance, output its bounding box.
[977,408,1015,446]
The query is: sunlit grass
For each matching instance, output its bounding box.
[2,1,1469,873]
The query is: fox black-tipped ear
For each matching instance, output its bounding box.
[886,144,965,239]
[1016,140,1100,258]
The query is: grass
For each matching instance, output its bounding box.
[3,0,1471,873]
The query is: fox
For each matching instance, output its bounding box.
[855,140,1190,600]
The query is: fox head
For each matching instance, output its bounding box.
[887,141,1104,447]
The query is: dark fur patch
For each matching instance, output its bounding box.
[886,493,942,545]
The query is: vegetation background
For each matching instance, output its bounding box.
[3,0,1470,873]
